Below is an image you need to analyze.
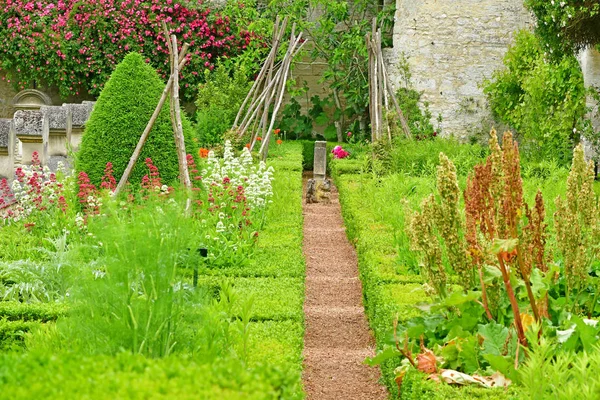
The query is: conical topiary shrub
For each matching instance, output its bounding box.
[77,52,196,187]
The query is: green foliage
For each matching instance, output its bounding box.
[526,0,600,54]
[396,88,436,140]
[195,65,252,146]
[77,52,196,186]
[270,0,395,135]
[483,30,589,165]
[0,319,41,350]
[0,302,67,322]
[520,335,600,399]
[0,349,303,399]
[62,195,198,357]
[390,138,487,177]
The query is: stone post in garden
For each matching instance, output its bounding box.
[0,119,14,179]
[40,105,68,156]
[13,110,48,166]
[313,141,327,181]
[64,102,95,151]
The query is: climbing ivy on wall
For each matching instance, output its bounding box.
[526,0,600,55]
[483,30,590,164]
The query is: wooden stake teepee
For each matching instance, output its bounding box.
[233,17,306,161]
[114,24,192,197]
[366,18,412,142]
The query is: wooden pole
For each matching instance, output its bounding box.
[259,34,305,159]
[233,17,288,129]
[376,29,384,142]
[171,34,191,189]
[366,33,375,142]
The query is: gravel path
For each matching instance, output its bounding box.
[302,176,388,399]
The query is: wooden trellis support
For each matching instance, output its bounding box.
[366,18,412,142]
[114,24,192,197]
[233,17,306,161]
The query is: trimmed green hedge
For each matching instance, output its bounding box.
[335,171,519,399]
[77,52,197,186]
[0,350,303,399]
[0,302,67,322]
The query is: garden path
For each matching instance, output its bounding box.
[302,175,387,399]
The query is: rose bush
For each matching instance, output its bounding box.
[0,0,263,101]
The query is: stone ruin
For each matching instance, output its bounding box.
[0,92,95,179]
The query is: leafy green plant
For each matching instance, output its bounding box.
[77,52,197,187]
[195,64,252,146]
[483,30,589,165]
[526,0,600,54]
[63,195,198,357]
[554,144,600,310]
[396,88,436,140]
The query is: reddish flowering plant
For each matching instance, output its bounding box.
[331,145,350,159]
[1,151,67,224]
[77,171,99,215]
[100,162,117,192]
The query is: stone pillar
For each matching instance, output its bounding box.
[313,141,327,181]
[13,110,48,166]
[40,105,68,156]
[0,119,14,179]
[65,102,94,151]
[579,47,600,162]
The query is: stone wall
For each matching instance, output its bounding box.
[386,0,532,139]
[0,70,94,119]
[579,47,600,159]
[0,73,17,119]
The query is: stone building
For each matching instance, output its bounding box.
[385,0,532,139]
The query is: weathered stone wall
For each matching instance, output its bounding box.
[386,0,532,139]
[0,70,94,119]
[579,47,600,159]
[0,73,17,119]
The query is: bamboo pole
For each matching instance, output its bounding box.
[233,17,288,129]
[259,34,305,159]
[171,34,191,189]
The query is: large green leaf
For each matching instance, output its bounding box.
[478,322,509,357]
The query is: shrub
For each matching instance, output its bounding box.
[194,65,251,146]
[77,52,196,187]
[396,87,436,140]
[483,30,589,165]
